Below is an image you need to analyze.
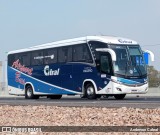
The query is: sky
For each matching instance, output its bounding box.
[0,0,160,70]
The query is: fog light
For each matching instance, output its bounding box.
[116,88,122,91]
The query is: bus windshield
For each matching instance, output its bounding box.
[108,44,147,78]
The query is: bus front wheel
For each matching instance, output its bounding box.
[85,84,97,99]
[114,94,126,100]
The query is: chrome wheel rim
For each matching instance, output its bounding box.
[27,88,32,97]
[87,86,94,96]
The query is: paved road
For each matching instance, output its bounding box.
[0,96,160,108]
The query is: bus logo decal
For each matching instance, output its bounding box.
[83,67,93,73]
[118,39,132,44]
[44,65,60,76]
[12,59,33,75]
[15,72,25,85]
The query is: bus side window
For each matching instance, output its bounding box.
[67,46,72,62]
[73,44,92,63]
[58,47,66,63]
[21,53,30,66]
[73,45,83,62]
[15,53,23,64]
[8,54,15,66]
[58,46,72,63]
[83,44,93,63]
[31,50,44,66]
[44,48,57,64]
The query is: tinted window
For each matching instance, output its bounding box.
[8,54,15,66]
[129,47,141,56]
[8,52,31,67]
[44,48,57,64]
[89,41,107,60]
[31,50,43,66]
[100,53,112,75]
[58,46,72,63]
[58,47,66,63]
[101,55,111,74]
[73,44,93,63]
[21,53,30,66]
[15,53,23,64]
[67,46,72,62]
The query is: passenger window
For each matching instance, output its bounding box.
[67,46,72,62]
[58,46,72,63]
[31,50,43,66]
[21,53,30,66]
[73,44,93,63]
[58,47,66,63]
[44,48,57,64]
[8,54,15,66]
[15,53,23,64]
[9,53,31,67]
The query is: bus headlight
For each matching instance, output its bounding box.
[111,78,122,84]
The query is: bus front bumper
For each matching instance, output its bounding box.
[112,82,148,94]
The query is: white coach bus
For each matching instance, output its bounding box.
[7,36,154,99]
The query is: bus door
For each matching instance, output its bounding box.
[100,52,113,76]
[99,52,113,92]
[60,64,74,93]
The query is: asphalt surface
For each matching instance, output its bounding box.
[0,96,160,109]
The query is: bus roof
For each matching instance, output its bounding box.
[8,36,138,54]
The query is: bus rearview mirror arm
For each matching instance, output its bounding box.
[96,48,116,61]
[144,50,154,62]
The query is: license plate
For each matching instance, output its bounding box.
[131,90,138,93]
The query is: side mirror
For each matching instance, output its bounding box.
[96,48,116,61]
[143,52,149,65]
[143,50,154,65]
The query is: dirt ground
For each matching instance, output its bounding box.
[0,105,160,134]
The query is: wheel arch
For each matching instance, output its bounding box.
[82,79,98,94]
[24,82,35,94]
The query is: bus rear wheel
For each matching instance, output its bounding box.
[114,94,126,100]
[49,95,62,99]
[25,85,39,99]
[85,84,97,99]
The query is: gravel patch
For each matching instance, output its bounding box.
[0,105,159,134]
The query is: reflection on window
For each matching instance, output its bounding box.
[73,44,93,63]
[44,48,57,64]
[22,53,30,66]
[31,50,43,66]
[129,47,141,55]
[58,46,72,63]
[100,55,111,74]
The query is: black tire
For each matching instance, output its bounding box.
[96,95,101,99]
[114,94,126,100]
[25,85,39,99]
[80,94,87,98]
[34,95,39,99]
[49,95,62,99]
[85,84,97,99]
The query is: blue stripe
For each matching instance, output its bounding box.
[8,66,79,94]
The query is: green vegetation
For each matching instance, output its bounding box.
[148,66,160,87]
